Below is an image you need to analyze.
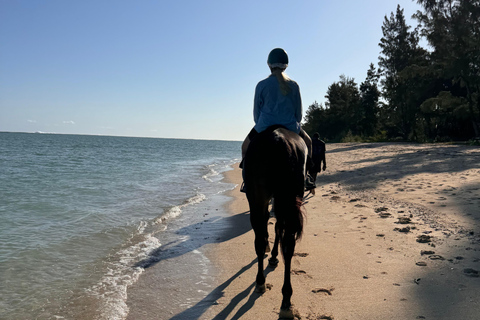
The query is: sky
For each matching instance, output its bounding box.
[0,0,423,141]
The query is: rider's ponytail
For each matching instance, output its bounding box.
[271,69,291,96]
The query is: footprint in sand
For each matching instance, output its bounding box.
[429,254,445,260]
[294,252,309,257]
[464,268,479,277]
[312,287,334,295]
[396,217,412,224]
[307,313,334,320]
[292,269,307,275]
[417,235,432,243]
[379,212,391,218]
[421,250,435,255]
[394,226,411,233]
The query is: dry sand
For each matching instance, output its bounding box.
[201,143,480,320]
[127,143,480,320]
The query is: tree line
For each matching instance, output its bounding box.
[303,0,480,143]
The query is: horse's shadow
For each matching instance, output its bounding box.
[169,257,277,320]
[133,203,283,319]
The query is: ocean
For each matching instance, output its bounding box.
[0,132,241,319]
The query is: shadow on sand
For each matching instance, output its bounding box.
[319,143,480,318]
[135,210,252,269]
[169,258,276,320]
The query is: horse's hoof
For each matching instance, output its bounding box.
[255,283,266,293]
[279,306,294,319]
[269,257,279,268]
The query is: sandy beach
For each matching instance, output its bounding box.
[128,142,480,320]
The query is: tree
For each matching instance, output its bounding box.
[324,75,361,140]
[378,5,426,139]
[303,101,326,137]
[414,0,480,137]
[359,63,381,137]
[419,91,471,140]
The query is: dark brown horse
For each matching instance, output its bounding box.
[243,125,306,318]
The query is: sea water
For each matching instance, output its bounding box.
[0,132,241,319]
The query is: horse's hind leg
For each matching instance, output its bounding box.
[268,222,280,268]
[249,202,270,293]
[279,231,296,318]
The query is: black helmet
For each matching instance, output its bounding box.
[267,48,289,66]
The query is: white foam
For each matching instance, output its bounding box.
[85,192,209,319]
[153,193,206,225]
[202,167,219,182]
[85,233,161,320]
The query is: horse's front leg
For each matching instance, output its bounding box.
[268,221,280,268]
[279,231,296,318]
[250,209,270,293]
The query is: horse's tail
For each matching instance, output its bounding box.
[274,194,305,242]
[264,128,306,243]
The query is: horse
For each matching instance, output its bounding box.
[243,125,306,318]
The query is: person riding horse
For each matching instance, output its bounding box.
[241,48,315,192]
[241,49,313,318]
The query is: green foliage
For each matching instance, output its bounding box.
[359,63,381,137]
[468,139,480,146]
[324,75,361,139]
[414,0,480,136]
[340,131,363,143]
[304,1,480,142]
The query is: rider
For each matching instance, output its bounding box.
[241,48,314,191]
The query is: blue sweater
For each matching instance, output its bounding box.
[253,74,302,134]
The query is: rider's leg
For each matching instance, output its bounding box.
[241,128,258,169]
[240,136,249,192]
[299,129,312,158]
[240,129,257,192]
[242,135,250,160]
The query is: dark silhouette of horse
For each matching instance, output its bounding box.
[243,125,306,319]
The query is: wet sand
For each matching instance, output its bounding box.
[128,143,480,320]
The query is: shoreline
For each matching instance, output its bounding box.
[124,142,480,319]
[124,165,243,320]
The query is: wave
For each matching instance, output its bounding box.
[84,193,207,319]
[202,167,219,182]
[85,231,160,319]
[153,193,206,225]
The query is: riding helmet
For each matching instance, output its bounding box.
[267,48,289,65]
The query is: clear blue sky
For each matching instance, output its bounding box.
[0,0,422,141]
